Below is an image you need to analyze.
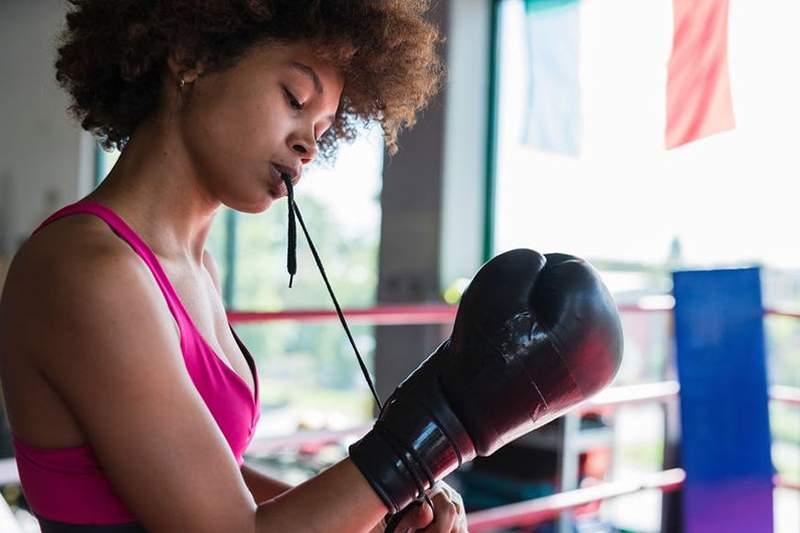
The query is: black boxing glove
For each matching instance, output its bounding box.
[348,249,623,514]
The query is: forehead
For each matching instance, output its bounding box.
[249,41,344,89]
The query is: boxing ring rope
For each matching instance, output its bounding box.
[765,307,800,320]
[246,425,370,455]
[466,468,686,532]
[227,304,459,326]
[770,385,800,407]
[226,300,677,326]
[581,380,680,409]
[227,302,800,325]
[234,380,800,453]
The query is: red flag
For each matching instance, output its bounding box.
[666,0,735,149]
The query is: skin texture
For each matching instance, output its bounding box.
[0,41,465,532]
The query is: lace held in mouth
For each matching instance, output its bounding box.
[280,173,382,411]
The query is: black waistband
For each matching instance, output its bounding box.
[37,516,147,533]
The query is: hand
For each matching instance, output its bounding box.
[379,481,468,533]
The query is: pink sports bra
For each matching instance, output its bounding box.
[11,201,261,525]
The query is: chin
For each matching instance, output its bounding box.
[224,191,275,214]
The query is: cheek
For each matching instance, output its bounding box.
[182,99,254,166]
[241,106,283,148]
[179,84,291,205]
[181,91,238,161]
[223,82,288,137]
[187,83,280,150]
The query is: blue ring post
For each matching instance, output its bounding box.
[673,267,773,533]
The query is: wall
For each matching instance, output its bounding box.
[0,0,93,272]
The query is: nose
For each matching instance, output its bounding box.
[289,131,318,165]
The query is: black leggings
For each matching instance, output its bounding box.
[37,516,147,533]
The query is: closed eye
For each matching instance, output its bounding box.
[283,87,303,110]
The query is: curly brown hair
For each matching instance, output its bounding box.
[54,0,445,158]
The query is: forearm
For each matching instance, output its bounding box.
[240,461,293,504]
[255,458,387,532]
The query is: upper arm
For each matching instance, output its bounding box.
[13,243,256,532]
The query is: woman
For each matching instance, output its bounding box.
[0,1,467,531]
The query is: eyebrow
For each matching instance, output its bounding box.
[288,61,337,126]
[290,61,324,95]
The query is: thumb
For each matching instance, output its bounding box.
[395,500,434,531]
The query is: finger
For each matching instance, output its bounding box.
[431,490,452,507]
[421,499,456,532]
[431,481,460,511]
[394,500,434,531]
[454,509,469,533]
[432,482,467,532]
[446,492,466,530]
[427,489,456,529]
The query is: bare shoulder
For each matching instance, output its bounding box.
[6,213,145,292]
[1,214,169,370]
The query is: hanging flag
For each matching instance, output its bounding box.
[522,0,582,157]
[666,0,735,149]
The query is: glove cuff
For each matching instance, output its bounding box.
[349,389,475,513]
[349,426,422,513]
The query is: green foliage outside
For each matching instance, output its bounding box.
[205,182,380,427]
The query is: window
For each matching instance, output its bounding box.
[491,0,800,387]
[492,0,800,272]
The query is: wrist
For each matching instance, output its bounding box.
[349,426,420,513]
[349,393,473,513]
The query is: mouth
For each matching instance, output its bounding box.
[268,163,300,198]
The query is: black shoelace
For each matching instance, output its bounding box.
[281,174,382,410]
[281,174,435,531]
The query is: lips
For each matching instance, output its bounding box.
[271,162,300,183]
[268,163,300,198]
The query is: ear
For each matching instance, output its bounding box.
[167,50,205,84]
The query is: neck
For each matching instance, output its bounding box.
[86,117,220,266]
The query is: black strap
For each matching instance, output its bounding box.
[281,174,383,411]
[285,174,297,288]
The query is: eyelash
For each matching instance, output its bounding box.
[283,87,304,110]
